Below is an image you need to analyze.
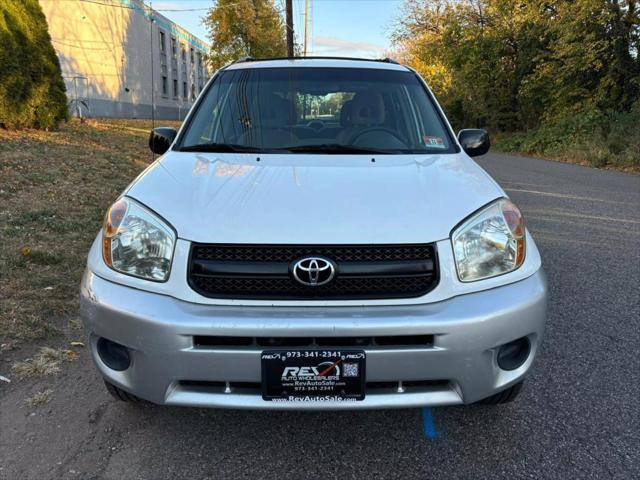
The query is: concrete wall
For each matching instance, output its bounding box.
[40,0,211,120]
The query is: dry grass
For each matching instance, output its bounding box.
[0,118,181,342]
[26,388,54,407]
[12,347,78,377]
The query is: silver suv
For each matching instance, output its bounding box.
[80,57,547,409]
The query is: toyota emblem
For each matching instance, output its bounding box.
[291,257,336,287]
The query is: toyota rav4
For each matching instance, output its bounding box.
[80,57,547,409]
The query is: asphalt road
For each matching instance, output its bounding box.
[1,153,639,479]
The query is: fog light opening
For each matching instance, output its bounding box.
[497,337,531,371]
[97,337,131,371]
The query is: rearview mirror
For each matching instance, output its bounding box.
[149,127,177,155]
[458,129,490,157]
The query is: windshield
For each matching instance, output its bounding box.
[179,67,456,154]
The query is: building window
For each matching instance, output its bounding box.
[183,81,187,99]
[173,79,178,98]
[161,76,167,96]
[190,47,194,64]
[181,44,186,62]
[191,83,196,101]
[159,30,166,53]
[171,36,176,56]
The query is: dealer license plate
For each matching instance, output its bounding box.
[261,350,366,402]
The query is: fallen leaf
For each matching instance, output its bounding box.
[70,341,85,347]
[20,246,31,257]
[62,349,78,360]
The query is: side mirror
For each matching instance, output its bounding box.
[458,129,490,157]
[148,127,177,155]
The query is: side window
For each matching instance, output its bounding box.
[161,76,167,96]
[159,30,165,52]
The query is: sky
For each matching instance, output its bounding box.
[152,0,402,58]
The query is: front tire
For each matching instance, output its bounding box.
[104,380,142,403]
[475,381,524,405]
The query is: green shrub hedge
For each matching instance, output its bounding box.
[0,0,68,129]
[495,103,640,170]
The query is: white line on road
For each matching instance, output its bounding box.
[502,182,555,188]
[526,210,640,225]
[505,188,629,204]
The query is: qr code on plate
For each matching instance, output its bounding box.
[342,362,359,377]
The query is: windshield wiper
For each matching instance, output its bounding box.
[281,144,394,154]
[180,143,396,154]
[179,143,264,153]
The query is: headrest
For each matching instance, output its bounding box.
[350,92,385,125]
[258,94,292,129]
[340,100,354,126]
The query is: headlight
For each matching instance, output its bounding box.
[452,199,525,282]
[102,197,175,281]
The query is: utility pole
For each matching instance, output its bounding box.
[150,2,155,130]
[149,2,155,162]
[286,0,294,58]
[303,0,309,56]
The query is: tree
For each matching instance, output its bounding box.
[524,0,640,118]
[392,0,548,130]
[0,0,68,129]
[204,0,287,71]
[392,0,640,131]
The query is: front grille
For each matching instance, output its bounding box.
[179,380,450,395]
[192,245,434,263]
[193,334,435,349]
[188,244,438,300]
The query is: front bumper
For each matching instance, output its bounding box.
[80,269,547,410]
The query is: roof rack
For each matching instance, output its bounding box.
[231,56,256,64]
[227,56,402,65]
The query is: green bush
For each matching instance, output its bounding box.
[0,0,68,129]
[496,103,640,169]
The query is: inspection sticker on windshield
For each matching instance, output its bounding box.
[423,135,447,148]
[261,350,366,402]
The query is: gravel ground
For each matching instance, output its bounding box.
[1,152,638,480]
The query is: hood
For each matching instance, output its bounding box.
[126,152,504,244]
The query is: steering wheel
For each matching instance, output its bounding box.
[348,127,406,147]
